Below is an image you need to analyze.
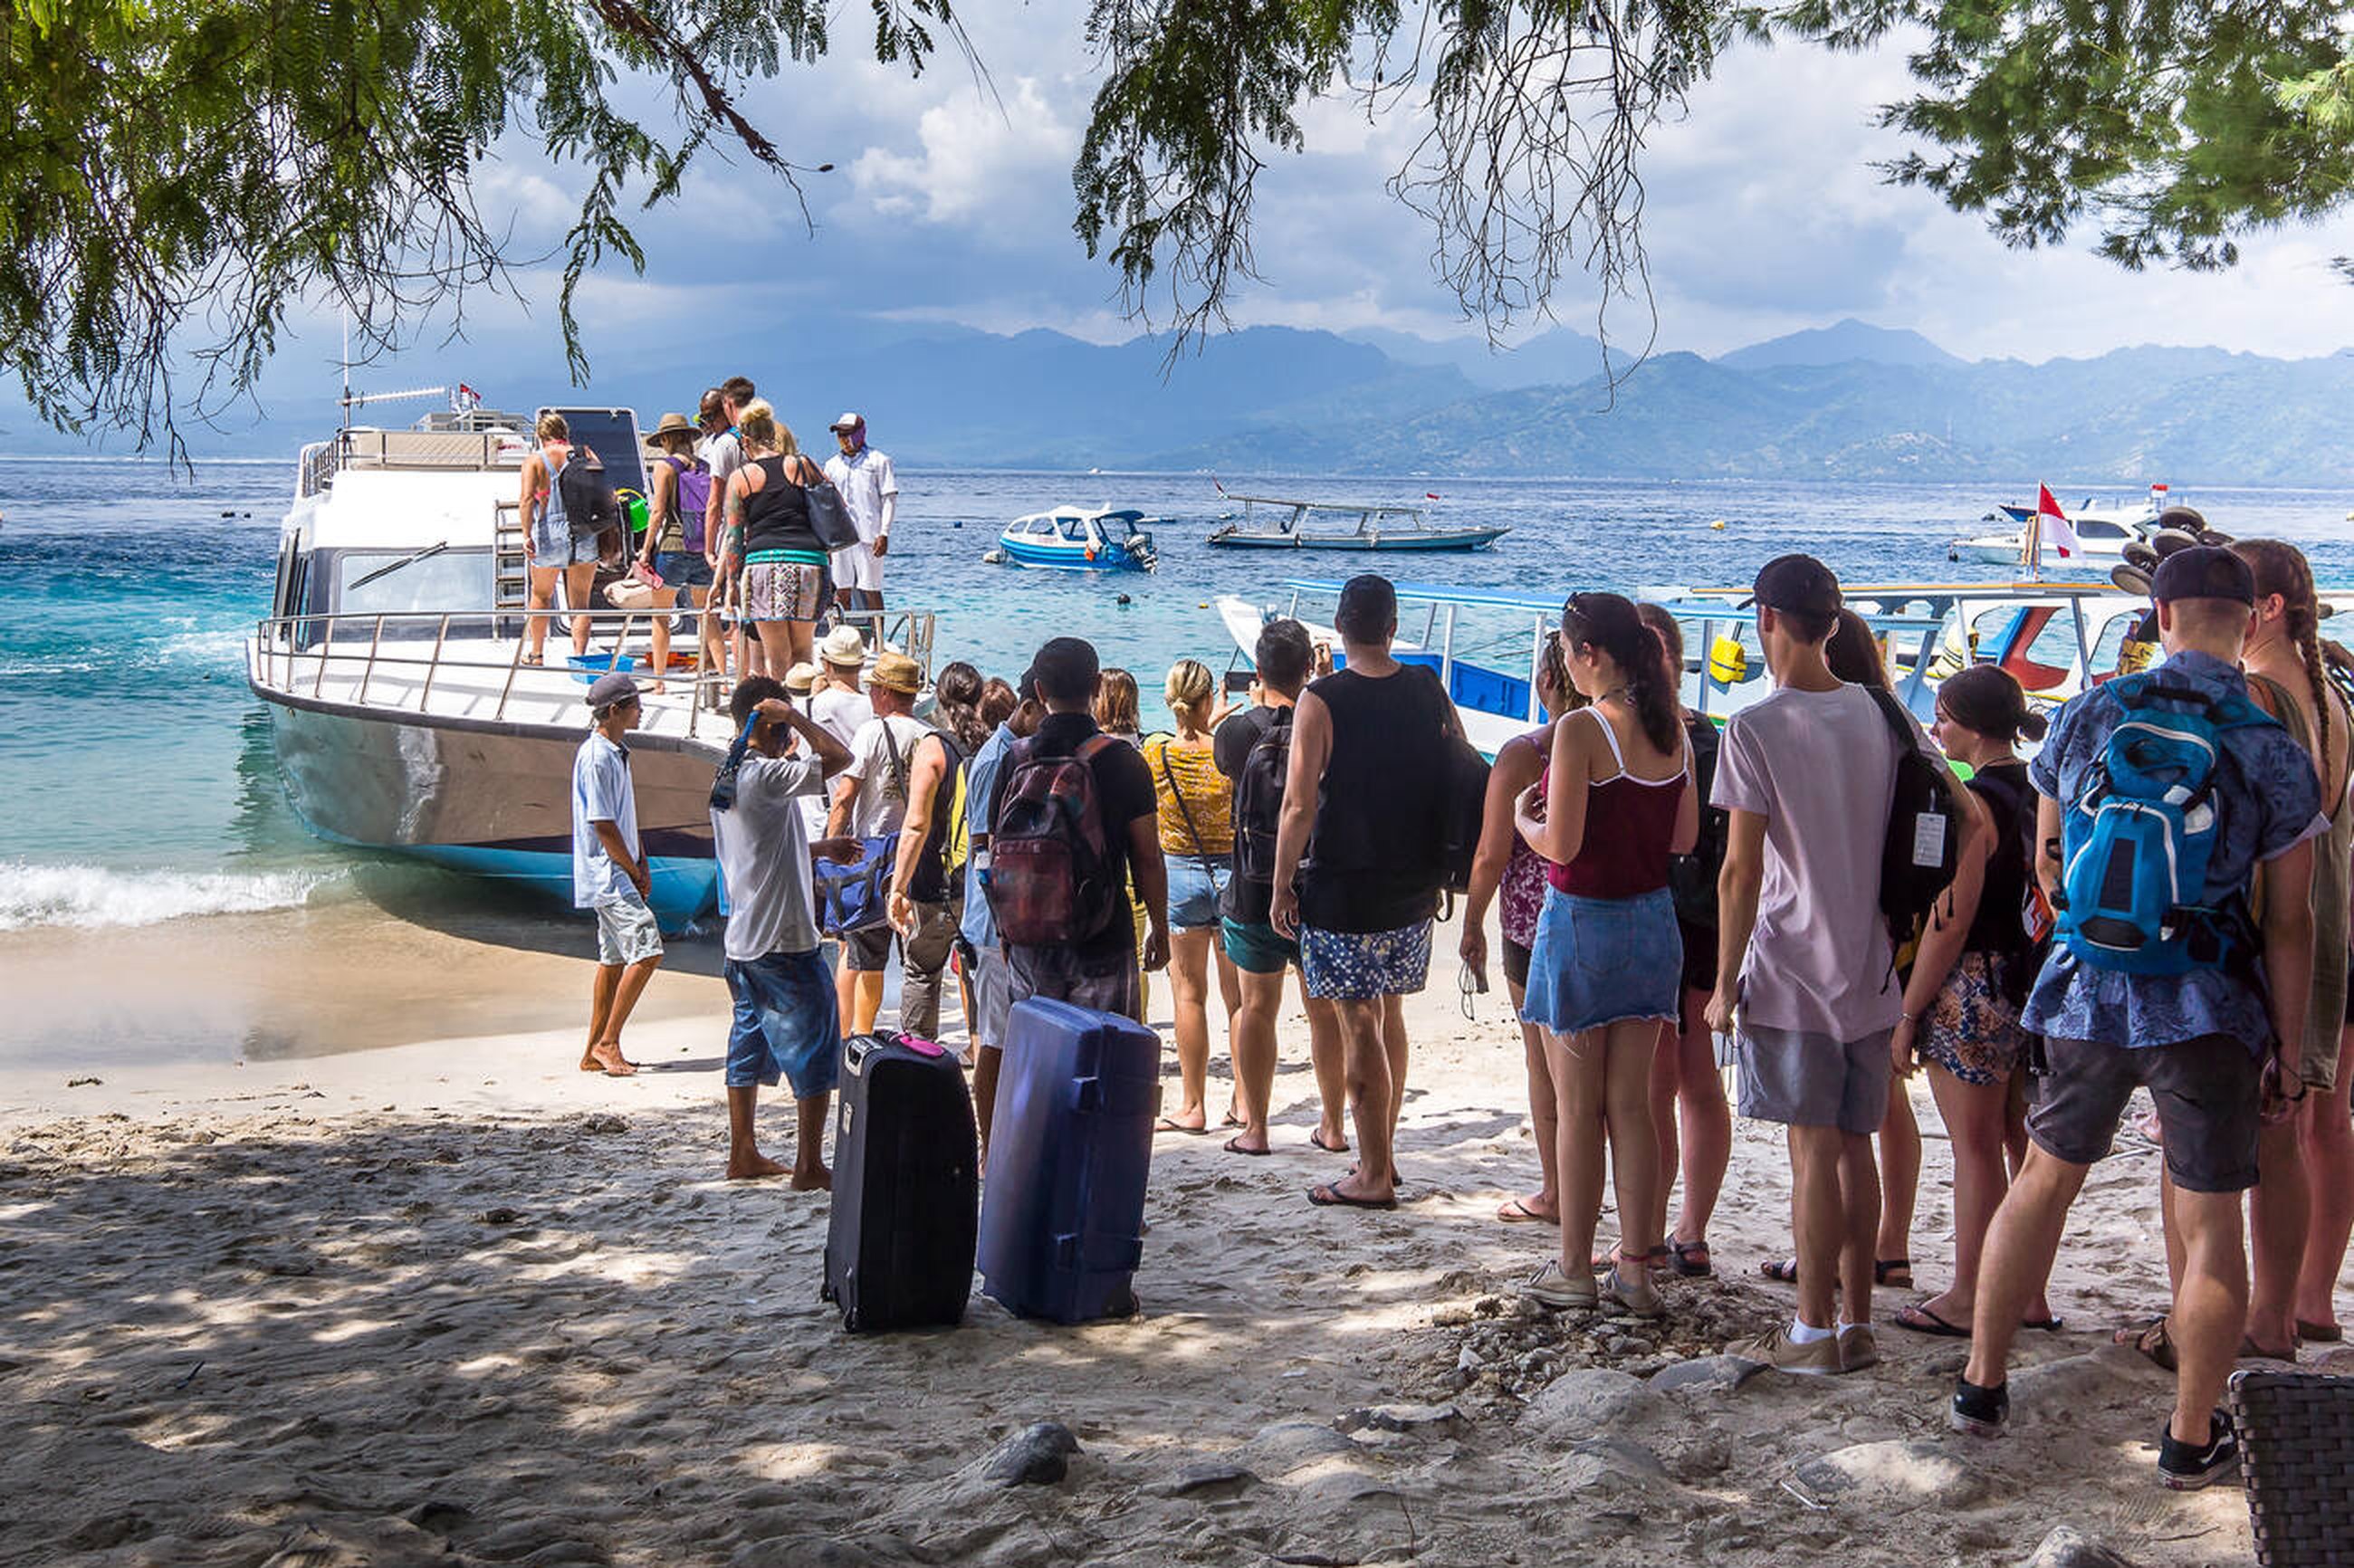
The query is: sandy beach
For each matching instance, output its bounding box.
[4,905,2341,1568]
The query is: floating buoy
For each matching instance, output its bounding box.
[1708,518,1727,531]
[1198,602,1209,608]
[1115,593,1133,607]
[1706,636,1747,688]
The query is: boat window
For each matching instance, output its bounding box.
[1057,516,1090,541]
[1026,518,1057,537]
[333,549,495,623]
[2077,519,2129,540]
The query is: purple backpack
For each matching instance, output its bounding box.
[664,455,713,550]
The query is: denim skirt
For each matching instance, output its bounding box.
[1522,885,1682,1035]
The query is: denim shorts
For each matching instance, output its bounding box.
[1165,856,1230,930]
[654,550,714,588]
[1521,886,1680,1035]
[1221,917,1298,976]
[1300,921,1431,1001]
[724,948,841,1096]
[594,889,664,965]
[531,512,601,568]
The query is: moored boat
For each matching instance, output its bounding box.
[994,506,1161,572]
[1207,493,1507,551]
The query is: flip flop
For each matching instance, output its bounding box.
[1497,1198,1556,1225]
[1308,1129,1351,1153]
[1154,1117,1209,1135]
[1221,1112,1246,1130]
[1307,1182,1398,1211]
[2022,1315,2066,1333]
[1222,1134,1270,1158]
[2238,1335,2298,1362]
[1892,1303,1972,1338]
[2297,1319,2344,1343]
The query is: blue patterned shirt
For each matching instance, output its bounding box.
[2021,650,2321,1053]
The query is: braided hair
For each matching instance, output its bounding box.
[932,661,990,754]
[1561,590,1679,755]
[2233,539,2335,780]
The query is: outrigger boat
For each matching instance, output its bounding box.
[1214,576,2338,760]
[245,395,937,930]
[990,505,1161,572]
[1207,493,1508,552]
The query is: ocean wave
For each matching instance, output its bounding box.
[0,862,340,932]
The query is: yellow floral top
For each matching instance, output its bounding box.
[1142,733,1234,857]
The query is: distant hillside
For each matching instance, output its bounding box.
[1716,318,1965,371]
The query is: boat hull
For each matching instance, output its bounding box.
[1207,527,1508,551]
[254,683,722,930]
[995,535,1154,571]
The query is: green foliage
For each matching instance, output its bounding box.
[1,0,960,454]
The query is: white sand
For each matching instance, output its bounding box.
[3,909,2343,1568]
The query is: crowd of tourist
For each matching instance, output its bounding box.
[560,452,2352,1488]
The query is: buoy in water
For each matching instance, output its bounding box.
[1115,593,1133,607]
[1708,518,1727,531]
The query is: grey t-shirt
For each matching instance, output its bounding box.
[711,752,826,961]
[1712,682,1923,1040]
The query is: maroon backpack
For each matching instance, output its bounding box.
[988,733,1121,947]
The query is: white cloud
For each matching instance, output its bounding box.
[849,77,1078,228]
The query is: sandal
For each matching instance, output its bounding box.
[1892,1302,1972,1338]
[1307,1182,1397,1212]
[1497,1198,1556,1225]
[1758,1256,1909,1286]
[1221,1134,1270,1158]
[1593,1241,1670,1274]
[2238,1335,2298,1362]
[2296,1319,2344,1343]
[2118,1315,2178,1372]
[1308,1128,1351,1154]
[1669,1237,1713,1278]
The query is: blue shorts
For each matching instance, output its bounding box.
[1166,856,1230,930]
[724,949,841,1096]
[1299,921,1431,1002]
[531,512,601,567]
[1521,886,1680,1035]
[654,550,714,588]
[1221,917,1298,976]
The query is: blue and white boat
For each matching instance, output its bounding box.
[244,396,939,931]
[993,506,1161,573]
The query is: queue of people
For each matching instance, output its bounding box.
[561,538,2353,1492]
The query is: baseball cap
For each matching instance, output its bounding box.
[586,671,641,713]
[1741,553,1842,617]
[871,651,923,694]
[2151,544,2255,607]
[829,411,866,433]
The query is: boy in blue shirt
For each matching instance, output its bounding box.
[1952,547,2320,1488]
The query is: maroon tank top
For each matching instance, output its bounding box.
[1547,709,1687,899]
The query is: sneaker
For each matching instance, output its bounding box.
[1948,1376,2009,1436]
[1839,1324,1879,1372]
[1599,1266,1666,1319]
[1524,1258,1599,1311]
[1726,1324,1843,1376]
[2157,1410,2240,1491]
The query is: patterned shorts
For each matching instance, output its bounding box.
[1299,921,1432,1002]
[742,559,826,623]
[594,890,665,966]
[1918,951,2033,1086]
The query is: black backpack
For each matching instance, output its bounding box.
[1230,709,1293,886]
[1430,668,1490,897]
[1666,712,1727,930]
[1870,686,1962,950]
[558,454,622,539]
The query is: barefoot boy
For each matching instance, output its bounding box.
[711,676,854,1183]
[574,672,662,1076]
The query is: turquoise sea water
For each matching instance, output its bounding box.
[3,454,2349,935]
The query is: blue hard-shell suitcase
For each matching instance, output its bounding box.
[823,1031,979,1332]
[978,997,1160,1323]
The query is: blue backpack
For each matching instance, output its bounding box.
[2054,671,2278,974]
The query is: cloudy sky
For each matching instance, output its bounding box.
[415,4,2354,374]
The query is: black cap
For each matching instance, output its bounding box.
[2150,544,2255,607]
[1335,574,1398,639]
[1742,553,1842,617]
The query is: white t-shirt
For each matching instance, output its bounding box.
[711,752,826,961]
[823,446,898,544]
[809,686,868,751]
[1710,682,1922,1040]
[840,713,933,837]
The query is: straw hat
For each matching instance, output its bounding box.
[783,660,818,694]
[871,651,922,694]
[818,625,869,668]
[641,412,697,450]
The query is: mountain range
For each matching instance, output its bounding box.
[6,316,2352,484]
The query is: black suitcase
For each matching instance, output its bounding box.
[822,1031,980,1332]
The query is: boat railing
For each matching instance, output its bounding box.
[295,426,530,499]
[251,606,939,741]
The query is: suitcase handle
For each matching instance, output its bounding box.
[1070,1075,1158,1117]
[1052,1231,1145,1272]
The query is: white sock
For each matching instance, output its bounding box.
[1835,1320,1861,1336]
[1789,1317,1834,1344]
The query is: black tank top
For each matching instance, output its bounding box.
[1298,663,1451,932]
[907,731,965,904]
[742,456,819,554]
[1964,760,2033,956]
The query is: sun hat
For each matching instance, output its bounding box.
[783,660,818,695]
[871,651,922,694]
[818,625,868,667]
[586,671,641,713]
[641,412,697,449]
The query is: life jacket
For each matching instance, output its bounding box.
[2055,670,2278,974]
[987,733,1121,947]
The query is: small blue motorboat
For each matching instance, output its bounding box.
[991,506,1161,573]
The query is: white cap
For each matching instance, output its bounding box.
[828,412,865,433]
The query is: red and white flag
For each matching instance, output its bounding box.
[2037,483,2083,560]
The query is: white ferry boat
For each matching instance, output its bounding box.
[244,399,934,929]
